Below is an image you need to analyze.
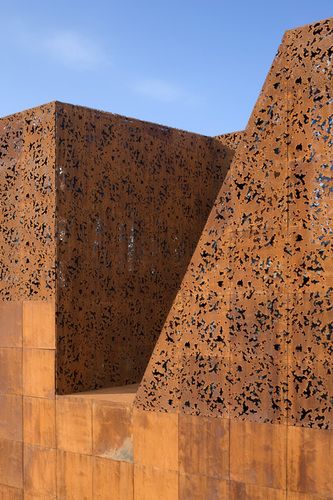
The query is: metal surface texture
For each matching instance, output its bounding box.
[0,15,332,499]
[55,103,239,393]
[1,102,240,394]
[136,17,333,430]
[0,103,56,300]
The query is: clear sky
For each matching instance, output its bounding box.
[0,1,332,135]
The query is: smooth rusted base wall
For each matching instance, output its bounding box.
[0,299,135,499]
[132,410,333,500]
[1,301,333,498]
[0,300,55,499]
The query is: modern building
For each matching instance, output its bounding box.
[0,15,332,500]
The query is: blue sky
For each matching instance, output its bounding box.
[1,1,332,135]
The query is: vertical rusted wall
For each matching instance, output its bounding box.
[135,17,333,498]
[1,16,331,498]
[136,14,332,428]
[0,100,240,397]
[0,103,56,300]
[0,103,56,496]
[55,103,238,393]
[0,101,241,496]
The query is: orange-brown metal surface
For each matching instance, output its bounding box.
[0,103,56,300]
[136,17,333,431]
[0,102,239,395]
[0,15,332,500]
[0,104,240,497]
[55,103,238,393]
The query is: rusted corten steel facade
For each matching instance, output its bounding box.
[134,16,333,499]
[0,15,332,500]
[0,102,236,394]
[136,17,333,424]
[55,103,237,394]
[0,102,239,496]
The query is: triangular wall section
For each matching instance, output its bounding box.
[135,18,333,429]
